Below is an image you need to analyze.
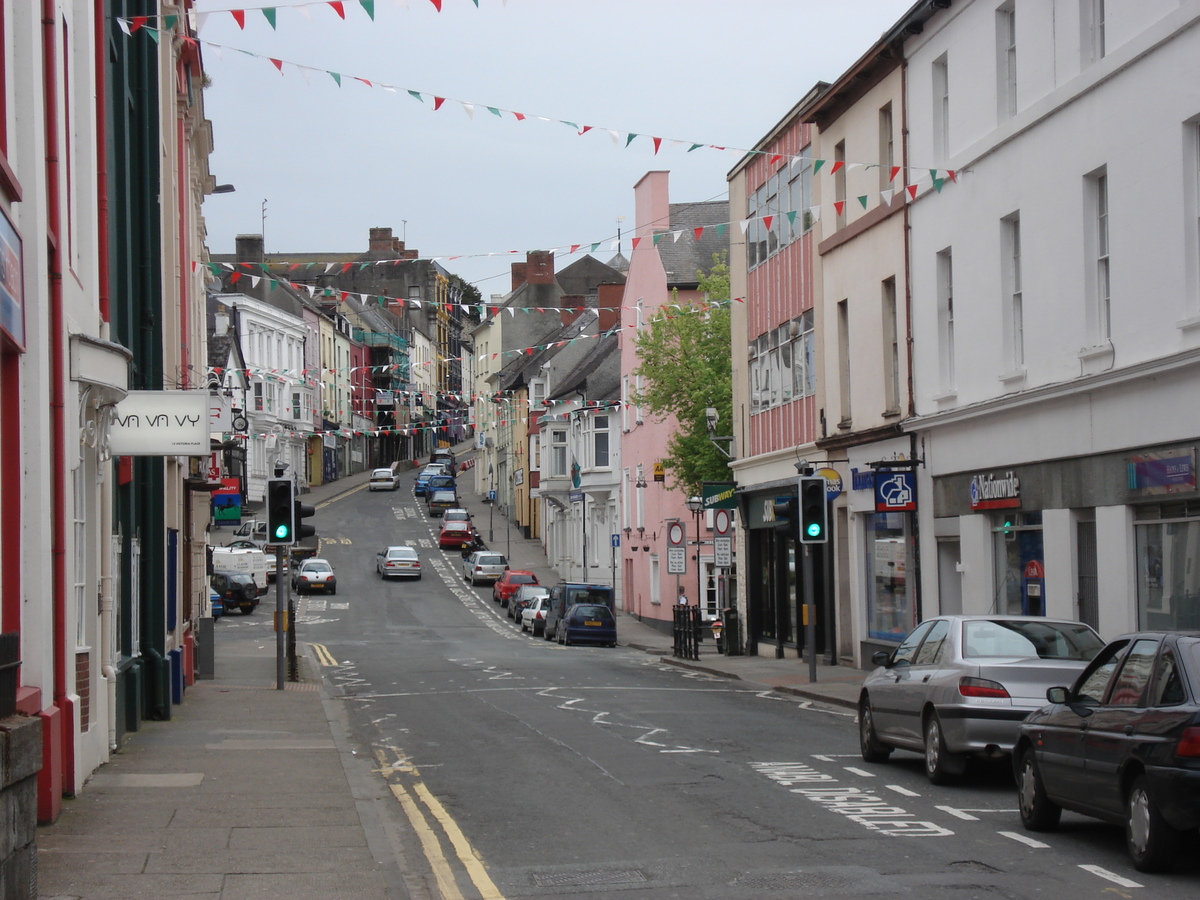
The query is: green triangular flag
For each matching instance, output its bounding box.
[591,243,601,252]
[786,210,797,227]
[487,107,502,117]
[562,121,578,131]
[145,27,160,44]
[857,195,868,209]
[329,72,342,87]
[652,233,663,246]
[688,143,703,152]
[408,90,423,102]
[625,133,637,147]
[359,0,375,20]
[933,177,946,193]
[813,159,825,174]
[716,224,727,237]
[163,14,178,29]
[262,8,277,28]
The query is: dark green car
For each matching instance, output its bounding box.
[427,490,457,517]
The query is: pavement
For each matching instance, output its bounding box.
[36,440,865,899]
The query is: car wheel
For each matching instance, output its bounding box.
[240,603,254,615]
[923,712,965,785]
[858,697,892,763]
[543,625,554,641]
[1016,746,1061,831]
[1127,774,1182,872]
[329,586,336,596]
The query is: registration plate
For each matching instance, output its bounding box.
[585,620,602,627]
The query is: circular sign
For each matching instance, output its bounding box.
[232,414,248,432]
[668,522,685,546]
[714,509,731,536]
[816,467,843,499]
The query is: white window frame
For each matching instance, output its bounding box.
[1086,169,1112,342]
[997,4,1017,121]
[882,278,900,414]
[551,428,568,477]
[937,248,956,391]
[837,299,851,425]
[1002,213,1024,369]
[933,54,950,162]
[879,104,894,193]
[592,414,610,469]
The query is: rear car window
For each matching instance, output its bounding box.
[574,605,612,619]
[511,574,536,584]
[962,620,1103,661]
[478,554,506,565]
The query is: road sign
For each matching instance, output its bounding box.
[611,533,620,548]
[667,521,686,574]
[488,490,496,501]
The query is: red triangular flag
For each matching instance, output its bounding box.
[762,215,773,231]
[433,97,445,110]
[769,154,782,167]
[652,137,662,155]
[947,170,957,182]
[270,58,283,72]
[830,160,845,174]
[131,16,147,31]
[631,237,642,249]
[569,244,580,253]
[513,111,526,121]
[833,201,846,216]
[578,125,592,135]
[429,0,443,9]
[328,1,346,18]
[231,10,245,28]
[906,184,918,200]
[693,227,704,241]
[889,166,902,182]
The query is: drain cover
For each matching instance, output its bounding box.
[533,869,648,889]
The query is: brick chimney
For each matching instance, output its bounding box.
[560,295,584,328]
[511,262,528,292]
[369,227,395,252]
[235,233,264,263]
[597,283,623,333]
[526,250,555,284]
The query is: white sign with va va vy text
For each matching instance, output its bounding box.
[108,390,210,456]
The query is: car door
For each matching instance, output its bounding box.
[1083,638,1161,816]
[891,619,952,744]
[1036,638,1129,806]
[870,620,936,745]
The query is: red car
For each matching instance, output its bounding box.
[492,570,538,607]
[438,520,476,550]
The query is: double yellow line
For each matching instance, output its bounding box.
[309,642,339,667]
[374,749,506,900]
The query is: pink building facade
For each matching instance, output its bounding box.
[619,171,729,632]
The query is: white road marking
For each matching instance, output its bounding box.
[307,600,327,611]
[812,753,861,759]
[330,602,349,609]
[843,766,876,778]
[935,805,979,821]
[886,784,920,797]
[998,830,1049,848]
[1077,865,1142,889]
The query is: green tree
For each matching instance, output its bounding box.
[633,253,733,496]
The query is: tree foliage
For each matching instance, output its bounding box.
[633,253,733,496]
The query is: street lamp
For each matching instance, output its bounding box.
[488,463,495,542]
[686,495,703,611]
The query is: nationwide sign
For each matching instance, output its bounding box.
[969,471,1021,510]
[109,390,209,456]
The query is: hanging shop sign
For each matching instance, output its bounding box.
[875,469,916,512]
[816,467,844,500]
[701,481,737,511]
[653,462,666,482]
[109,390,209,456]
[968,471,1021,510]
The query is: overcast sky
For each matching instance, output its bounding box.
[194,0,915,296]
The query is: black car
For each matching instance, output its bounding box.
[1014,631,1200,872]
[210,571,259,615]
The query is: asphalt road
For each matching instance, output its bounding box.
[276,482,1200,899]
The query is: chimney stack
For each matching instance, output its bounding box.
[235,234,264,263]
[511,262,528,292]
[526,250,555,285]
[597,283,623,334]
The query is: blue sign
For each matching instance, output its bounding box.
[611,533,620,548]
[874,470,916,512]
[488,490,496,501]
[569,491,584,503]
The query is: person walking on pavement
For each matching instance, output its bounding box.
[677,586,689,605]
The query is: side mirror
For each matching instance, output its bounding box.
[1046,686,1069,704]
[872,650,891,667]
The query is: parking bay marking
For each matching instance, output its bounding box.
[998,830,1049,849]
[1077,865,1142,889]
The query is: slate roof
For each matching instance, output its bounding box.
[657,200,729,289]
[549,330,620,403]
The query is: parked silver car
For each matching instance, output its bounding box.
[858,615,1104,783]
[462,551,507,586]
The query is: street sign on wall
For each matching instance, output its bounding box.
[713,508,732,568]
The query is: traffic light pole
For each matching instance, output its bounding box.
[275,543,286,691]
[803,544,817,683]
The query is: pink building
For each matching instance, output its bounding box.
[619,171,728,633]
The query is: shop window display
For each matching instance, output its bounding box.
[865,512,914,641]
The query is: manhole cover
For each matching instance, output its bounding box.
[533,869,648,888]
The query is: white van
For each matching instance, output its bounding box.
[211,546,269,588]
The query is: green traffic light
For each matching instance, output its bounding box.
[274,523,290,540]
[806,522,822,538]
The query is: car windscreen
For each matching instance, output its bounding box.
[510,574,537,585]
[962,620,1104,661]
[567,586,613,607]
[303,563,332,574]
[430,491,456,501]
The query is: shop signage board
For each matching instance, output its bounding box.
[713,508,732,568]
[109,390,209,455]
[968,471,1020,510]
[875,469,917,512]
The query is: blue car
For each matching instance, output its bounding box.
[414,464,447,497]
[209,586,224,619]
[554,603,617,647]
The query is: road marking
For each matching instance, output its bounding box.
[998,830,1049,848]
[388,781,466,900]
[843,766,875,778]
[936,805,979,821]
[886,784,920,797]
[812,753,860,760]
[330,602,349,610]
[1077,865,1142,889]
[307,600,327,611]
[411,780,506,899]
[309,643,338,666]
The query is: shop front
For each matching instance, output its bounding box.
[929,444,1200,639]
[741,485,830,659]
